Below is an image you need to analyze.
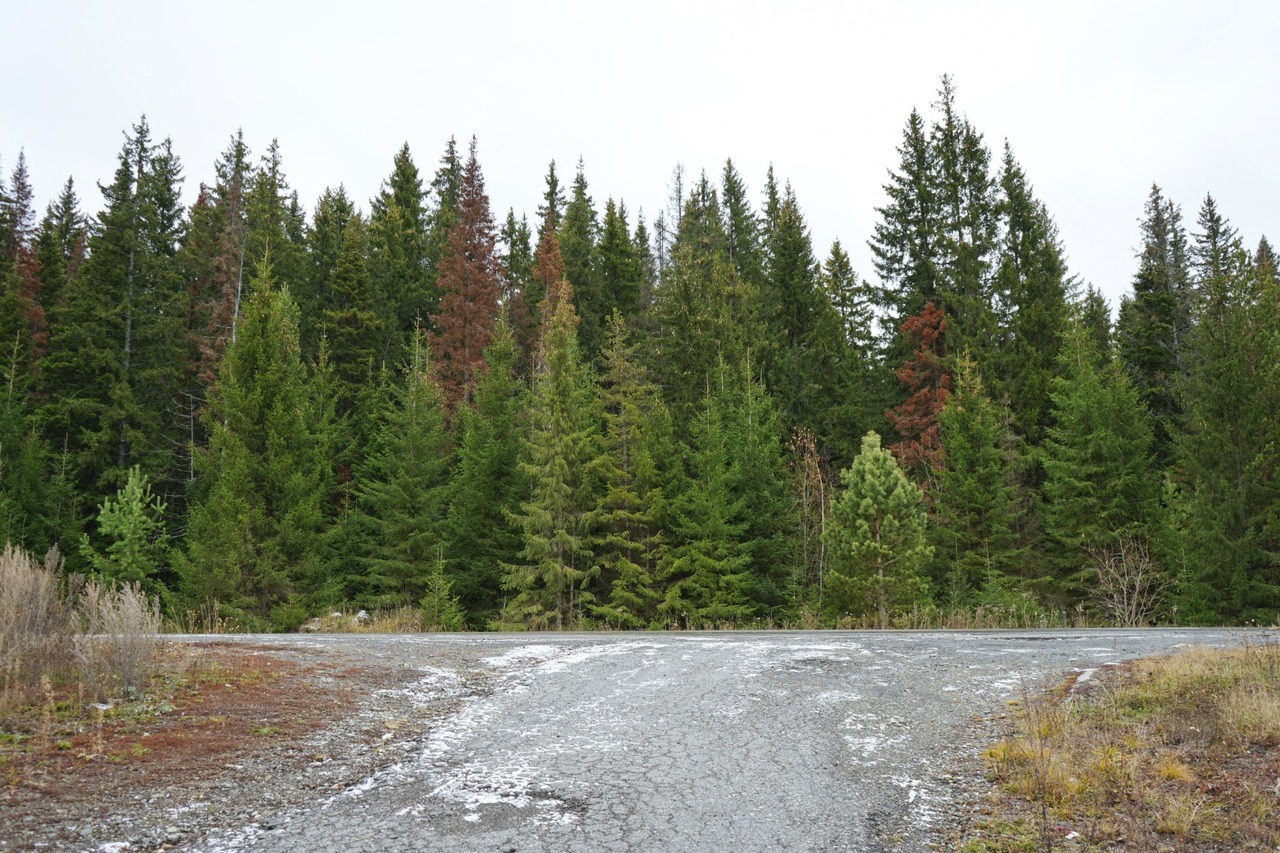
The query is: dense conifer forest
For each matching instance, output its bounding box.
[3,78,1277,630]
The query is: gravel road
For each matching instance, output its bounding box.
[164,628,1239,853]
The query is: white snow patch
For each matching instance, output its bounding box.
[481,644,563,669]
[841,713,909,765]
[96,845,132,853]
[383,665,468,706]
[813,690,862,703]
[891,775,943,826]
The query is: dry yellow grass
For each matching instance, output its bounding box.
[958,634,1280,851]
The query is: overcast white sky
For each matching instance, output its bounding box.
[5,1,1278,312]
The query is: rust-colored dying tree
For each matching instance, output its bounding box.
[510,207,565,371]
[428,138,503,412]
[886,301,951,488]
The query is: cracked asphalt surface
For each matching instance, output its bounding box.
[186,629,1238,853]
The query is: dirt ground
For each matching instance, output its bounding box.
[0,641,440,851]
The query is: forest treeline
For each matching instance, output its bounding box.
[2,78,1278,630]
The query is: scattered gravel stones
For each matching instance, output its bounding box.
[0,629,1240,852]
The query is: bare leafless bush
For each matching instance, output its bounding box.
[74,578,162,700]
[1088,534,1168,627]
[1,543,163,713]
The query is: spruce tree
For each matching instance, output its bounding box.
[500,208,534,307]
[178,261,333,628]
[444,321,526,621]
[315,204,384,419]
[39,118,188,514]
[1173,198,1280,622]
[0,152,47,370]
[886,302,951,486]
[590,311,671,628]
[0,331,71,554]
[243,139,307,292]
[931,77,999,362]
[33,176,87,317]
[181,131,251,402]
[646,178,760,428]
[1078,284,1112,361]
[824,431,932,626]
[354,337,453,608]
[992,144,1069,447]
[368,142,429,365]
[1116,184,1192,465]
[513,210,566,370]
[720,159,765,289]
[870,107,940,334]
[422,136,464,324]
[536,160,566,238]
[559,159,604,358]
[720,357,798,619]
[658,380,753,628]
[1042,321,1161,595]
[760,184,825,423]
[597,198,642,321]
[931,356,1022,602]
[503,280,601,629]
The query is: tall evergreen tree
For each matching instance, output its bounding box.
[368,143,429,365]
[39,118,188,513]
[1042,321,1161,595]
[658,378,753,628]
[590,311,672,628]
[992,144,1069,447]
[760,184,825,424]
[931,77,999,361]
[33,176,87,317]
[243,139,307,292]
[353,337,453,608]
[1172,198,1280,622]
[0,152,47,386]
[720,159,764,289]
[646,178,759,427]
[422,136,464,323]
[503,280,601,629]
[499,208,534,306]
[178,261,334,628]
[536,160,566,238]
[559,159,604,358]
[931,356,1022,601]
[445,320,526,621]
[0,326,74,554]
[870,107,940,337]
[181,131,251,404]
[597,198,642,321]
[331,217,386,417]
[719,356,797,618]
[1116,184,1192,465]
[886,302,951,486]
[821,240,882,460]
[1078,284,1112,361]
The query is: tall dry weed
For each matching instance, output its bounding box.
[74,578,162,700]
[0,545,76,708]
[1,543,163,712]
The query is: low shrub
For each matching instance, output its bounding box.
[1,543,164,716]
